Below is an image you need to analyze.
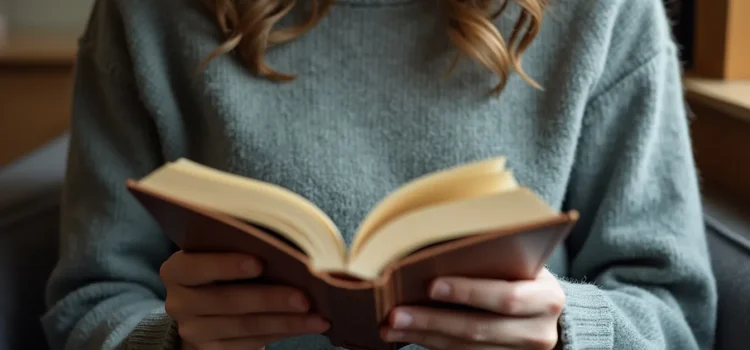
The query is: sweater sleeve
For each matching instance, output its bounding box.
[556,43,717,349]
[40,1,180,349]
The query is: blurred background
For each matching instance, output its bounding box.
[0,1,748,350]
[0,0,90,167]
[0,0,93,32]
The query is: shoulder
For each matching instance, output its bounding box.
[538,0,679,96]
[77,0,212,79]
[81,0,198,37]
[545,0,677,56]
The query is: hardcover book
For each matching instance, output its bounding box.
[126,157,578,350]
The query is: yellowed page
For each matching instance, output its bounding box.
[137,159,347,271]
[346,188,557,280]
[350,157,510,256]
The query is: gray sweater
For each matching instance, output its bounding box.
[41,0,717,349]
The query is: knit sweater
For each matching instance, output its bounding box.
[41,0,717,349]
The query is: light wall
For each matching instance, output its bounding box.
[2,0,94,31]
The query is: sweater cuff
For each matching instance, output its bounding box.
[123,306,180,350]
[557,280,614,350]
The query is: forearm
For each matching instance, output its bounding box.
[41,3,179,346]
[559,275,712,349]
[42,283,176,350]
[559,40,717,349]
[559,180,714,349]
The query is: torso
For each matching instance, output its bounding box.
[116,0,608,347]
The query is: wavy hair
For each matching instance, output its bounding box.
[200,0,547,93]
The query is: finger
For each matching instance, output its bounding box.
[381,328,505,350]
[387,306,559,348]
[166,284,310,318]
[160,251,262,286]
[178,314,330,342]
[189,334,297,350]
[428,276,565,316]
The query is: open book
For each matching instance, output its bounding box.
[126,157,578,350]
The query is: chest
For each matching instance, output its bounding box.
[153,4,586,242]
[183,80,576,240]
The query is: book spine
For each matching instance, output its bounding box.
[319,282,395,350]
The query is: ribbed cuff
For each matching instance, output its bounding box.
[122,306,180,350]
[557,280,614,350]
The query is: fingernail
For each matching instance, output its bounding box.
[289,294,309,311]
[430,281,451,299]
[391,311,413,329]
[241,259,260,275]
[386,330,406,340]
[306,317,330,331]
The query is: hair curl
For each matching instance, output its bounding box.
[200,0,547,93]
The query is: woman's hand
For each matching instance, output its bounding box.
[160,251,330,350]
[382,268,565,350]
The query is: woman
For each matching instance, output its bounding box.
[42,0,717,349]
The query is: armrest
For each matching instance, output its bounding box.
[703,191,750,350]
[0,132,69,349]
[0,132,69,229]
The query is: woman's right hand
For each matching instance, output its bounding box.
[160,251,330,350]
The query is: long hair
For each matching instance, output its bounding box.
[200,0,548,93]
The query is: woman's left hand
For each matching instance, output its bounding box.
[381,268,565,350]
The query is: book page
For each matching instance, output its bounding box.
[350,157,511,256]
[346,188,558,280]
[136,159,347,271]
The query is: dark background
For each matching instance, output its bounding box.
[666,0,695,68]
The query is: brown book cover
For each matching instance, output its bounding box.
[126,180,578,350]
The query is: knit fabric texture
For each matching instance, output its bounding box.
[41,0,717,349]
